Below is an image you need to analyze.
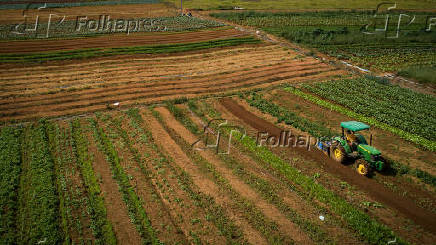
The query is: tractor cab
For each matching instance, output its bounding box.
[317,121,385,176]
[340,121,371,150]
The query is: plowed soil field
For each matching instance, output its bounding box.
[0,44,344,122]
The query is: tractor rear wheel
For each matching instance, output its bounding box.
[331,145,346,163]
[356,159,370,176]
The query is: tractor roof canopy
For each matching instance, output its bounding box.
[341,121,370,132]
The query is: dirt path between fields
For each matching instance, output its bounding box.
[219,97,436,234]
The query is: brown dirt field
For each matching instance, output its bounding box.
[143,108,267,245]
[0,28,245,54]
[219,97,436,235]
[0,56,316,97]
[0,3,178,24]
[0,44,344,122]
[83,118,142,245]
[0,61,325,108]
[0,67,339,121]
[0,45,288,85]
[155,106,314,244]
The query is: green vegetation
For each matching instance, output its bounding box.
[0,0,161,10]
[211,11,436,81]
[295,77,436,146]
[0,37,260,63]
[398,66,436,85]
[47,122,95,244]
[246,92,335,138]
[169,0,433,10]
[0,17,224,40]
[17,120,61,244]
[71,119,117,245]
[0,126,22,243]
[89,117,160,244]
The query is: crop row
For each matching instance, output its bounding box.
[0,37,260,63]
[302,77,436,142]
[0,17,224,40]
[0,126,22,243]
[89,116,160,244]
[16,120,61,244]
[71,119,117,244]
[245,92,334,138]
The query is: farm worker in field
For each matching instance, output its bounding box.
[346,130,357,149]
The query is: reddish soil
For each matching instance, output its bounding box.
[0,46,343,122]
[0,28,246,54]
[219,97,436,234]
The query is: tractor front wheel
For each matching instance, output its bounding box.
[356,159,370,176]
[331,145,346,163]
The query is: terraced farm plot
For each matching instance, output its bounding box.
[0,43,344,122]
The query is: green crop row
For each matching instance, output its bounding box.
[126,108,248,244]
[0,37,260,63]
[71,119,117,245]
[285,86,436,152]
[246,93,334,138]
[231,129,407,244]
[89,117,160,245]
[0,17,224,40]
[16,120,61,244]
[0,126,23,244]
[165,101,199,135]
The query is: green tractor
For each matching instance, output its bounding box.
[316,121,386,176]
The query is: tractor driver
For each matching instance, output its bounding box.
[345,130,358,149]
